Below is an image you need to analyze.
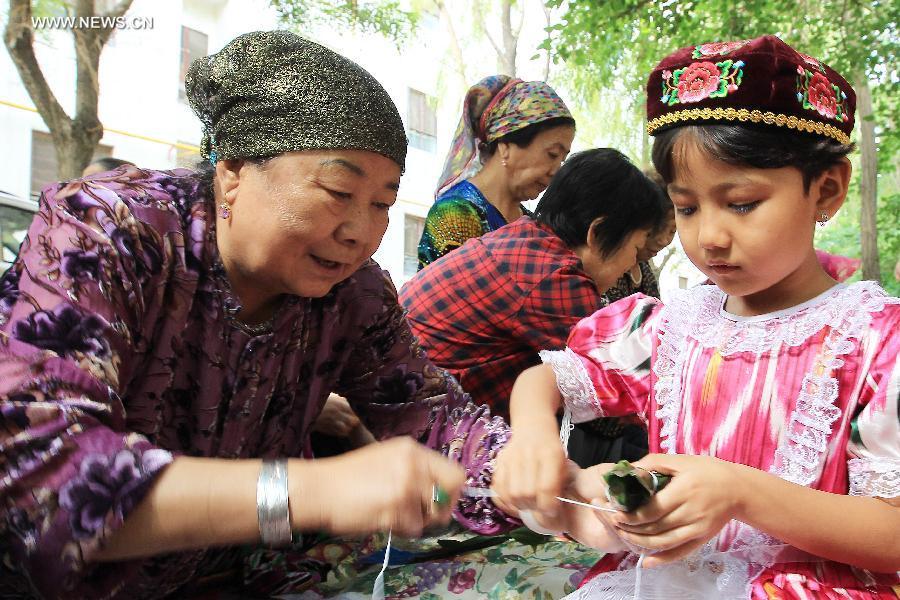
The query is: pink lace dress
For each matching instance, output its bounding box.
[540,282,900,599]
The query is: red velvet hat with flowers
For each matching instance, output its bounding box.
[646,35,855,144]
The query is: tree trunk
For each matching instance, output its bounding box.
[4,0,133,180]
[434,0,468,87]
[541,1,552,81]
[497,0,517,76]
[641,111,650,168]
[855,75,880,282]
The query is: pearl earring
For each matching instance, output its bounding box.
[501,159,508,167]
[817,211,829,227]
[219,202,231,219]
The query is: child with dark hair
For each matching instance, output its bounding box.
[494,35,899,598]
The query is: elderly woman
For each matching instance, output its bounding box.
[417,75,575,270]
[0,32,615,599]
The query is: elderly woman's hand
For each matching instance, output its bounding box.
[313,393,362,437]
[300,437,465,538]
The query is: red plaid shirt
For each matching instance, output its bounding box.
[399,217,605,417]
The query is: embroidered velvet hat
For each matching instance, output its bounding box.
[646,35,855,144]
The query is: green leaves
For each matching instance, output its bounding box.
[270,0,419,46]
[602,460,671,512]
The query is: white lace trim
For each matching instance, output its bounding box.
[848,457,900,498]
[539,349,602,423]
[681,281,895,356]
[653,281,897,485]
[563,540,820,600]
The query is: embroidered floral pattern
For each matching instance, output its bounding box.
[12,303,110,358]
[662,60,745,105]
[798,52,825,72]
[372,365,426,403]
[797,67,849,122]
[691,40,750,58]
[59,449,172,539]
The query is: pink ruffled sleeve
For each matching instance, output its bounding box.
[539,294,662,423]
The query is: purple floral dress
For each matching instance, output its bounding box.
[0,166,516,599]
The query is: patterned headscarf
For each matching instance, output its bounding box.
[435,75,573,197]
[185,31,407,169]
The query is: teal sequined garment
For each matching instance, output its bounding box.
[417,180,530,270]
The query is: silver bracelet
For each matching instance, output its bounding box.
[257,459,292,547]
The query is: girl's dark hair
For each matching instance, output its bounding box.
[479,116,576,158]
[90,157,134,171]
[535,148,667,258]
[652,124,854,191]
[643,168,675,236]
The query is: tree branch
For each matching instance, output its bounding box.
[98,0,134,46]
[513,0,524,38]
[4,0,71,131]
[474,0,502,56]
[654,246,677,275]
[434,0,468,85]
[72,0,103,138]
[498,0,516,75]
[541,1,552,80]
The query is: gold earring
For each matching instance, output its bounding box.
[501,159,508,167]
[219,202,231,219]
[817,211,829,227]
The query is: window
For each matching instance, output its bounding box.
[0,193,38,272]
[404,214,425,276]
[179,26,208,99]
[175,142,203,169]
[407,89,437,152]
[30,131,112,200]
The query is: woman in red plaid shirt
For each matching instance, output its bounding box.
[400,148,667,420]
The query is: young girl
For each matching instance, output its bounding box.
[493,35,899,598]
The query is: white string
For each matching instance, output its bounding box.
[560,406,574,454]
[633,553,646,600]
[555,495,619,514]
[463,486,617,513]
[371,528,391,600]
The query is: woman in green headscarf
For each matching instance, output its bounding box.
[417,75,576,270]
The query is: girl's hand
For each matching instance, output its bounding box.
[492,414,569,525]
[599,454,746,566]
[559,464,628,552]
[299,437,466,538]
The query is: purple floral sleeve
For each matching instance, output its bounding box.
[0,170,183,598]
[334,266,519,534]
